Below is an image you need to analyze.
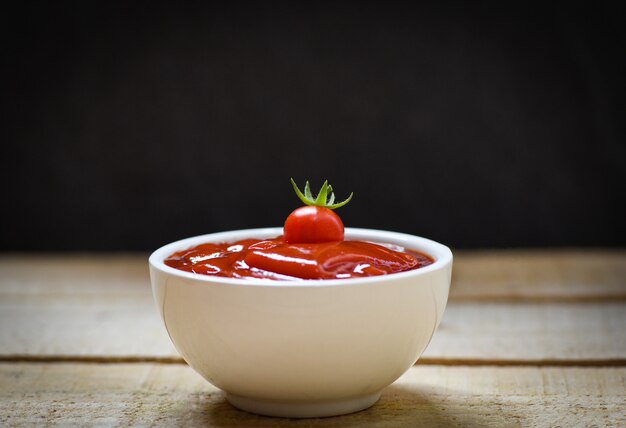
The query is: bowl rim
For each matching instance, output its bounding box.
[149,227,453,288]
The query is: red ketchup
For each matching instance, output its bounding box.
[164,237,433,281]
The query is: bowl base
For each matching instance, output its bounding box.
[226,391,381,418]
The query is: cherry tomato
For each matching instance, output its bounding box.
[283,205,344,244]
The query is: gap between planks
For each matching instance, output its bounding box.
[445,295,626,303]
[1,355,625,367]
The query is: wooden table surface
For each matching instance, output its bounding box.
[1,250,625,426]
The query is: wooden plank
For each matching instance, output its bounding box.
[450,249,626,301]
[2,250,625,301]
[0,254,178,357]
[2,290,625,362]
[1,253,625,361]
[424,301,626,362]
[0,290,177,358]
[0,363,624,426]
[0,254,149,297]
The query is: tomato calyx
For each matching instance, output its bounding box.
[284,179,353,244]
[290,178,353,210]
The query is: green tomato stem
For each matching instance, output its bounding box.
[290,178,353,210]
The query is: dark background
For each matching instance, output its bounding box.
[3,2,625,251]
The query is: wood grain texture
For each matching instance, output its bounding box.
[425,301,626,362]
[0,254,177,358]
[2,296,625,362]
[450,249,626,301]
[1,363,624,427]
[1,252,625,426]
[1,254,625,362]
[2,250,625,300]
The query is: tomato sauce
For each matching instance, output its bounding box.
[164,237,433,281]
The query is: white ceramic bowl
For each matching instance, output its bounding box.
[149,227,452,418]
